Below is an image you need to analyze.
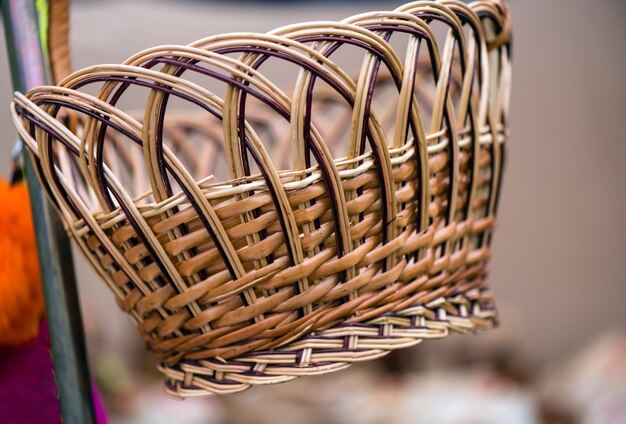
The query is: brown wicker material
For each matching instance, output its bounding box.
[11,0,512,397]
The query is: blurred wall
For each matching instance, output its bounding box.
[0,0,625,368]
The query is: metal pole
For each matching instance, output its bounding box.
[1,1,96,422]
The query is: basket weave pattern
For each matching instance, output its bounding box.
[12,0,511,397]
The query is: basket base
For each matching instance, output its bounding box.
[159,288,496,398]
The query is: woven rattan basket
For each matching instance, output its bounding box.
[11,0,512,397]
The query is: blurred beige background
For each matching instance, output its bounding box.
[1,0,625,422]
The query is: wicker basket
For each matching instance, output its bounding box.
[11,0,512,397]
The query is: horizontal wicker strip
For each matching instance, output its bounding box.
[12,0,512,397]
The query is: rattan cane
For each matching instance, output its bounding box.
[11,0,512,397]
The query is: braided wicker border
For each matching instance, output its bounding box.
[12,0,511,397]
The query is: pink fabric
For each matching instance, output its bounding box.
[0,319,107,424]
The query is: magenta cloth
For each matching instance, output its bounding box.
[0,318,107,423]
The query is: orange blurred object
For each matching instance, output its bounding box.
[0,179,43,346]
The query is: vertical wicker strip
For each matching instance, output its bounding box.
[11,0,512,397]
[47,0,71,83]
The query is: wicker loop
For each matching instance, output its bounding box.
[486,6,512,50]
[13,0,512,397]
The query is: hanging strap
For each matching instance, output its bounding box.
[48,0,71,83]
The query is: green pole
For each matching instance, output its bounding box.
[1,0,96,422]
